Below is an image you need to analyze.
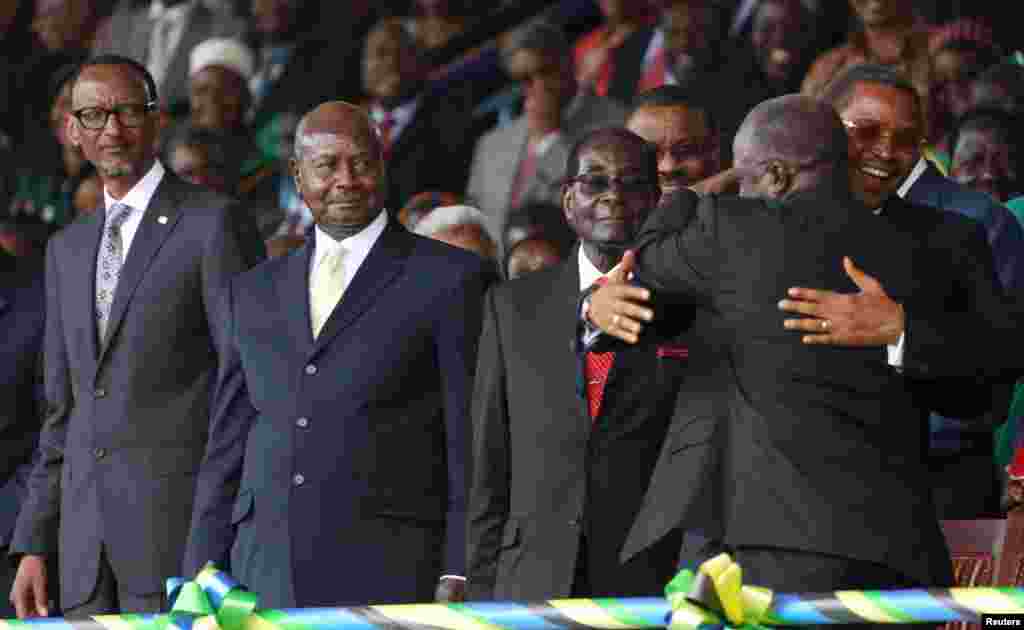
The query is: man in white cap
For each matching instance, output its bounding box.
[188,37,254,134]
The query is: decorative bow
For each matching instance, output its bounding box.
[665,554,775,630]
[161,564,259,630]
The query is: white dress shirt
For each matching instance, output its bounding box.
[102,160,166,255]
[308,209,388,290]
[148,0,196,91]
[578,244,605,291]
[370,98,420,148]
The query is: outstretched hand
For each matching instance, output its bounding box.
[587,250,653,344]
[778,257,905,346]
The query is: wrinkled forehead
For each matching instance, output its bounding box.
[296,126,378,160]
[576,139,650,173]
[73,65,149,107]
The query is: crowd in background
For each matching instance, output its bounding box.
[3,0,1024,619]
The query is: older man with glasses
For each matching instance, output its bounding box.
[7,54,264,619]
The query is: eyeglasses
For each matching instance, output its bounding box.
[72,102,157,130]
[841,119,921,155]
[567,174,654,196]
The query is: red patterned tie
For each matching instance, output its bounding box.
[585,277,615,420]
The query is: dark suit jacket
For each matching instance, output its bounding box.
[384,89,479,212]
[9,172,265,610]
[0,252,44,546]
[907,162,1024,294]
[466,253,720,600]
[633,188,969,587]
[183,218,495,608]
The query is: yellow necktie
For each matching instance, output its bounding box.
[310,246,346,338]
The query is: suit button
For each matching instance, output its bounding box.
[93,447,106,460]
[296,417,309,428]
[305,364,317,375]
[94,388,107,398]
[569,517,581,528]
[292,473,305,486]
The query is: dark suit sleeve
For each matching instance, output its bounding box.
[9,242,69,557]
[465,286,509,600]
[902,217,1024,383]
[182,203,264,575]
[435,260,496,578]
[632,190,718,303]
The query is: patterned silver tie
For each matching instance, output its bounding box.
[95,203,133,344]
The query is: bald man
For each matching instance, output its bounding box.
[183,102,496,608]
[587,95,962,602]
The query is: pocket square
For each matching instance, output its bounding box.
[657,344,689,359]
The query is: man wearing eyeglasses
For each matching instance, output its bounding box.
[467,127,722,600]
[777,64,1024,520]
[7,55,264,618]
[584,94,968,602]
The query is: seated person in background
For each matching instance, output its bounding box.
[802,0,932,115]
[414,204,499,263]
[574,0,658,103]
[635,0,727,95]
[504,236,566,280]
[363,18,478,212]
[626,85,722,197]
[502,200,576,254]
[467,21,626,238]
[406,0,475,51]
[31,0,105,54]
[188,38,253,134]
[718,0,818,152]
[398,190,463,231]
[949,107,1024,204]
[969,61,1024,115]
[927,19,1002,156]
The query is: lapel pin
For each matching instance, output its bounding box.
[157,216,168,224]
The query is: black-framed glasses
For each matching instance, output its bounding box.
[567,174,655,196]
[72,102,157,130]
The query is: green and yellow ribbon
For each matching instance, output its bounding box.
[161,564,259,630]
[665,554,775,630]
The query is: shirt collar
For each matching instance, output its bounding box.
[313,209,388,272]
[896,157,927,199]
[371,97,420,128]
[104,160,166,214]
[577,244,605,291]
[149,0,196,21]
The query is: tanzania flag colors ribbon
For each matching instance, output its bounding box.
[5,559,1024,630]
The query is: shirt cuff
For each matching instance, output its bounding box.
[887,332,905,367]
[440,575,466,581]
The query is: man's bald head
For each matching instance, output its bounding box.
[733,94,848,198]
[292,101,386,239]
[735,94,848,170]
[294,101,383,161]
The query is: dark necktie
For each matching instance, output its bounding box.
[585,277,615,420]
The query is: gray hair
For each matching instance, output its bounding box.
[500,20,571,73]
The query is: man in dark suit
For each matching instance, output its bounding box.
[777,64,1015,518]
[363,18,477,212]
[467,128,722,600]
[0,249,45,619]
[587,96,970,602]
[183,101,495,608]
[8,55,265,618]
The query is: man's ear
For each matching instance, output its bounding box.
[561,182,575,222]
[764,160,792,197]
[66,114,80,148]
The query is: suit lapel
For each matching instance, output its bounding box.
[276,241,316,356]
[495,120,529,211]
[310,218,412,357]
[71,211,106,364]
[98,177,184,362]
[546,254,592,433]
